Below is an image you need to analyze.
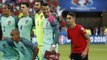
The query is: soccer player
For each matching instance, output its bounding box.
[0,40,20,60]
[0,4,17,38]
[18,2,34,41]
[42,3,60,60]
[0,4,18,59]
[34,0,45,60]
[66,12,91,60]
[0,29,19,60]
[9,29,39,60]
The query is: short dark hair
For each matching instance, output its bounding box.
[36,0,44,6]
[20,2,29,8]
[12,29,20,34]
[42,3,49,6]
[4,3,13,11]
[67,12,76,18]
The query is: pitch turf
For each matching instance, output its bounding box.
[59,44,107,60]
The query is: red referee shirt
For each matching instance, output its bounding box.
[67,24,87,53]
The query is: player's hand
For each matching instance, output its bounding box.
[2,36,6,40]
[81,49,87,59]
[30,31,34,38]
[51,45,56,54]
[51,50,56,54]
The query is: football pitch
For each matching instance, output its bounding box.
[59,44,107,60]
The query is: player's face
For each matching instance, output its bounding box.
[66,15,75,26]
[34,2,41,13]
[10,31,19,41]
[42,6,50,17]
[2,5,9,15]
[21,4,28,13]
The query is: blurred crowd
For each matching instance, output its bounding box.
[0,0,66,29]
[86,27,107,36]
[0,0,59,16]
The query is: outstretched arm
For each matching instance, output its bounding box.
[48,15,60,45]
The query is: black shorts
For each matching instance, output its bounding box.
[70,53,88,60]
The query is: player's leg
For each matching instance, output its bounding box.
[38,45,43,60]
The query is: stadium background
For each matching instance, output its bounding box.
[0,0,107,60]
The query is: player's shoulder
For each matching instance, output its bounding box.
[9,15,17,20]
[76,24,85,31]
[12,15,18,19]
[20,37,30,42]
[76,24,84,28]
[48,14,55,19]
[48,14,55,22]
[21,37,27,41]
[29,15,34,20]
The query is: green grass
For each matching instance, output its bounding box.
[59,44,107,60]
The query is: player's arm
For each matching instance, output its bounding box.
[4,37,15,46]
[14,16,18,29]
[80,27,91,58]
[48,15,60,45]
[21,38,39,60]
[12,16,18,29]
[81,33,90,58]
[32,45,39,60]
[30,15,35,38]
[84,33,90,51]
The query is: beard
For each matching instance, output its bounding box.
[35,9,40,13]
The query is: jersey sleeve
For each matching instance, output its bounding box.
[48,15,60,44]
[12,16,18,28]
[5,37,14,46]
[30,15,35,26]
[79,26,87,35]
[21,38,37,51]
